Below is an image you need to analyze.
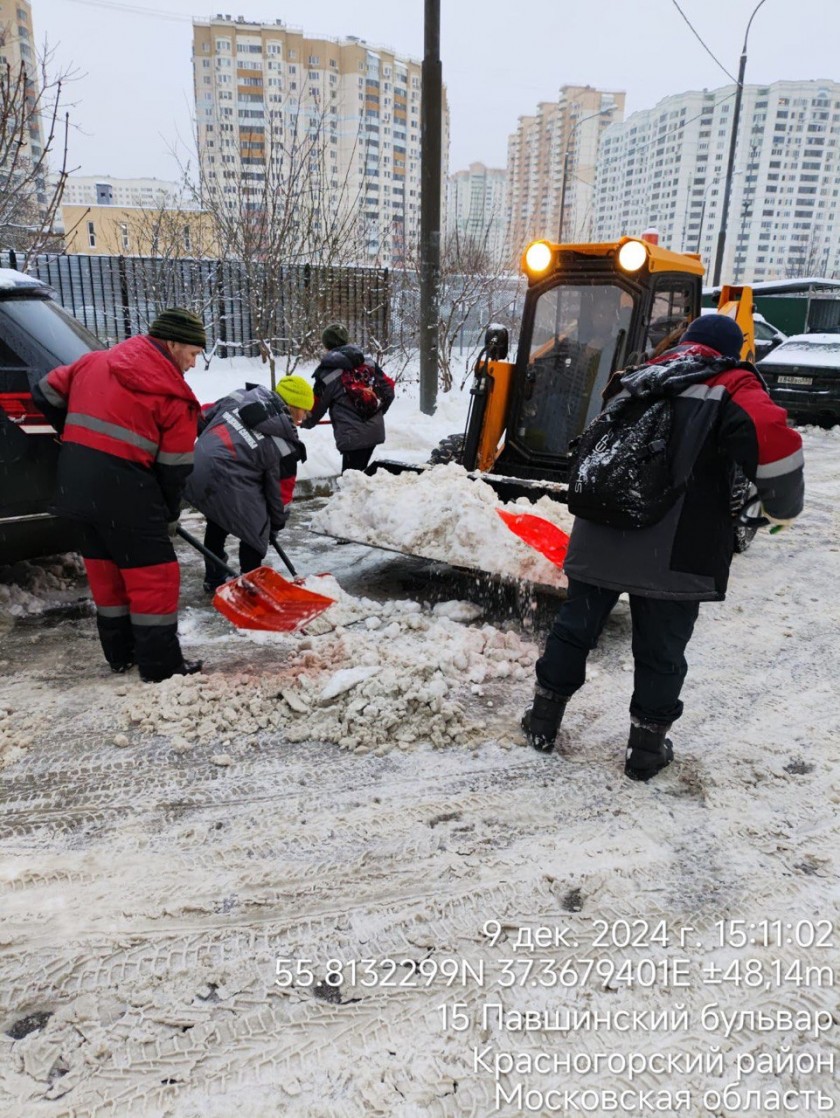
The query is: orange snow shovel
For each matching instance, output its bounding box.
[177,527,334,633]
[496,509,570,569]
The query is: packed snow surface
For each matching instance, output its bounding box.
[1,375,837,1117]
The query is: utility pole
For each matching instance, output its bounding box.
[557,106,615,243]
[712,0,769,286]
[419,0,441,415]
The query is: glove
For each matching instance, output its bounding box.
[167,519,180,538]
[296,442,307,464]
[760,505,794,533]
[238,400,269,428]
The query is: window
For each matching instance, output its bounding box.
[87,221,96,248]
[119,222,129,251]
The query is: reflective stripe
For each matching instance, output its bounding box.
[97,604,130,617]
[679,384,726,400]
[156,450,194,466]
[130,612,179,626]
[756,447,805,478]
[39,377,66,406]
[271,436,294,455]
[66,412,159,453]
[321,368,343,385]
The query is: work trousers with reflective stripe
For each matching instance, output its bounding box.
[536,577,701,727]
[79,524,184,681]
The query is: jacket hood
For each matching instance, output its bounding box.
[621,345,739,399]
[109,335,199,404]
[317,344,366,373]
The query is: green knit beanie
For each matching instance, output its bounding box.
[149,307,207,348]
[322,322,349,350]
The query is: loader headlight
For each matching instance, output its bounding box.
[617,240,648,273]
[524,241,553,275]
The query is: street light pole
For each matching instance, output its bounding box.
[419,0,442,416]
[697,170,742,255]
[711,0,769,286]
[557,106,615,243]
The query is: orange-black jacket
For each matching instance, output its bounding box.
[34,335,200,529]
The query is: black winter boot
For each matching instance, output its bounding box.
[521,686,569,754]
[625,719,674,781]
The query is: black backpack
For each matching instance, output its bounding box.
[567,393,685,529]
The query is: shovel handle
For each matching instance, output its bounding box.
[269,533,297,578]
[176,526,240,580]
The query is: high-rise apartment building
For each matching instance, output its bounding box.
[0,0,47,208]
[192,16,448,266]
[593,80,840,282]
[446,162,507,264]
[505,85,625,261]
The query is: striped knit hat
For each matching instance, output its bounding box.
[149,308,207,348]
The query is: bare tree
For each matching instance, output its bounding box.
[126,186,221,329]
[393,224,521,391]
[786,226,836,281]
[185,78,373,384]
[0,37,73,267]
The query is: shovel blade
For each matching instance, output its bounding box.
[212,566,334,632]
[496,509,570,569]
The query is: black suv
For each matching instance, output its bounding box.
[758,333,840,428]
[0,269,104,563]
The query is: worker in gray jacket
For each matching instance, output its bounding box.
[185,382,308,591]
[301,322,395,472]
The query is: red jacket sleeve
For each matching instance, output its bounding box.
[714,367,804,521]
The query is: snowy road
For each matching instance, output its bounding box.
[1,434,838,1117]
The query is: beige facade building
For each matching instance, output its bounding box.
[61,204,218,257]
[505,85,625,260]
[192,16,448,266]
[446,162,507,264]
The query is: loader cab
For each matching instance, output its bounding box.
[472,238,704,486]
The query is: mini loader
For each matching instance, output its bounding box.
[325,235,759,568]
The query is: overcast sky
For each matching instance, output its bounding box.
[31,0,840,181]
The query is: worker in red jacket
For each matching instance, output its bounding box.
[522,314,805,780]
[33,308,206,683]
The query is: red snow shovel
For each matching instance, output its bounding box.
[177,527,334,633]
[496,509,570,569]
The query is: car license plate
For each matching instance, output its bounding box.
[777,375,813,386]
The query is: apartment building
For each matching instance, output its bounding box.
[446,162,507,264]
[593,79,840,282]
[505,85,625,261]
[0,0,47,208]
[62,177,183,209]
[192,16,448,267]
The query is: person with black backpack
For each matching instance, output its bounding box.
[522,313,804,781]
[302,323,395,473]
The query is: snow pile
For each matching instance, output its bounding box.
[122,576,536,754]
[309,463,572,588]
[0,554,87,619]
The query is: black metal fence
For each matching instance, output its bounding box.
[0,250,391,358]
